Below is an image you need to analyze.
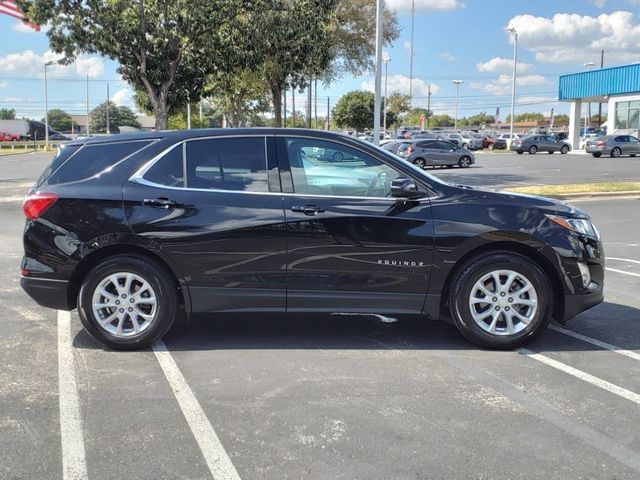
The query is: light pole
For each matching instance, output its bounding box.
[452,80,463,130]
[44,61,56,149]
[507,27,518,143]
[383,53,391,135]
[408,0,415,106]
[372,0,383,146]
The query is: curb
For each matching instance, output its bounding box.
[534,191,640,201]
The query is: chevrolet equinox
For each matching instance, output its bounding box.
[21,129,604,350]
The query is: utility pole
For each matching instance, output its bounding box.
[283,91,287,126]
[306,77,312,129]
[507,27,518,143]
[199,101,203,125]
[372,0,383,145]
[409,0,415,106]
[383,53,390,134]
[598,50,604,126]
[314,78,318,129]
[292,86,296,127]
[326,96,330,130]
[86,74,90,136]
[106,83,110,134]
[584,62,594,131]
[426,83,431,128]
[44,61,55,148]
[452,80,463,130]
[187,96,191,130]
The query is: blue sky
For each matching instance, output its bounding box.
[1,0,640,121]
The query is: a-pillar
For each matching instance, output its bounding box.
[568,99,582,150]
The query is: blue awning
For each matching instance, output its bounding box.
[558,63,640,101]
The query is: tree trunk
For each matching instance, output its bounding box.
[155,100,169,131]
[271,84,283,127]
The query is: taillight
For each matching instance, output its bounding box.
[22,193,58,220]
[407,146,415,154]
[596,140,606,146]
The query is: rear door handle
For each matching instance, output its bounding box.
[291,204,325,216]
[143,197,178,209]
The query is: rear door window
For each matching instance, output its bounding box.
[36,143,81,186]
[46,140,152,184]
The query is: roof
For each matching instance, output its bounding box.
[559,63,640,101]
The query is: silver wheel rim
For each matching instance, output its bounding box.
[91,272,157,338]
[460,157,470,167]
[468,269,538,336]
[612,148,620,157]
[415,159,425,168]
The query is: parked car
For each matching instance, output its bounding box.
[403,139,475,168]
[0,131,20,141]
[444,133,482,150]
[586,135,640,158]
[511,135,571,155]
[21,129,603,351]
[381,139,413,156]
[482,135,496,150]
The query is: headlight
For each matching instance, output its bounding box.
[545,214,600,239]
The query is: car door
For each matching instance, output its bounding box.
[628,136,640,154]
[417,140,442,166]
[544,136,559,152]
[277,135,434,314]
[124,135,288,313]
[436,141,458,165]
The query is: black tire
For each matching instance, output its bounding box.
[547,150,554,154]
[332,151,344,162]
[528,145,537,154]
[413,158,426,169]
[445,164,454,168]
[77,255,179,350]
[462,143,469,150]
[449,252,553,350]
[631,154,636,157]
[560,145,569,154]
[592,152,602,158]
[611,147,621,158]
[516,151,523,155]
[458,156,471,168]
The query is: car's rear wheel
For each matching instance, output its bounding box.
[560,145,569,154]
[413,158,426,169]
[487,144,494,151]
[592,152,602,157]
[332,151,344,162]
[449,252,552,349]
[611,147,621,158]
[458,156,471,168]
[547,151,554,154]
[78,255,178,350]
[528,145,538,154]
[516,151,523,155]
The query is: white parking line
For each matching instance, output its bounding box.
[57,310,88,480]
[549,324,640,362]
[606,267,640,278]
[517,348,640,406]
[607,257,640,265]
[152,340,241,480]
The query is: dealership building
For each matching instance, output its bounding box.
[559,62,640,149]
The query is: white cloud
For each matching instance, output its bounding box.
[110,87,134,107]
[0,50,104,79]
[470,74,549,96]
[361,74,440,98]
[403,41,412,53]
[593,0,606,8]
[506,11,640,64]
[0,81,8,89]
[476,57,534,73]
[387,0,464,13]
[438,51,457,62]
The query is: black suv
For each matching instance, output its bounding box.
[21,129,604,350]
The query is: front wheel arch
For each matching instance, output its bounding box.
[439,241,564,324]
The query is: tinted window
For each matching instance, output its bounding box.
[144,146,184,187]
[185,137,267,192]
[436,141,454,150]
[614,136,627,143]
[47,140,152,184]
[286,138,402,197]
[36,144,81,186]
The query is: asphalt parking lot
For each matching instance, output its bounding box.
[2,150,640,479]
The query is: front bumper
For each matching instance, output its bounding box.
[21,276,73,311]
[561,287,604,322]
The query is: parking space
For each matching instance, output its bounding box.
[2,152,640,479]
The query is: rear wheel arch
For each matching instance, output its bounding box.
[439,241,564,322]
[68,243,190,314]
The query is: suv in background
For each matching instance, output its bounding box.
[511,135,571,155]
[402,139,475,168]
[21,129,603,351]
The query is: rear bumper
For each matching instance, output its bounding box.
[21,276,73,310]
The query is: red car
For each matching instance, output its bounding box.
[482,136,496,150]
[0,132,20,141]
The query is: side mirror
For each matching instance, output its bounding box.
[391,178,425,199]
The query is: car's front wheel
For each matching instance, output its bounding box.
[449,252,552,349]
[413,158,426,169]
[611,147,621,158]
[458,156,472,168]
[560,145,569,154]
[78,255,178,350]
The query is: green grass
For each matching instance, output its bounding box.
[507,182,640,196]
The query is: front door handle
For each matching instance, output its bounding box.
[143,197,178,209]
[291,204,325,216]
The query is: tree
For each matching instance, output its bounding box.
[42,109,72,132]
[90,101,141,134]
[19,1,251,131]
[506,112,545,123]
[0,108,15,120]
[403,108,432,127]
[333,91,374,131]
[430,114,455,127]
[250,0,337,127]
[553,114,569,124]
[386,92,411,122]
[466,112,495,127]
[206,70,271,127]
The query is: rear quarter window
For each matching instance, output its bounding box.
[45,140,153,185]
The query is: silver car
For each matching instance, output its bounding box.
[403,139,475,169]
[510,135,571,154]
[586,135,640,158]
